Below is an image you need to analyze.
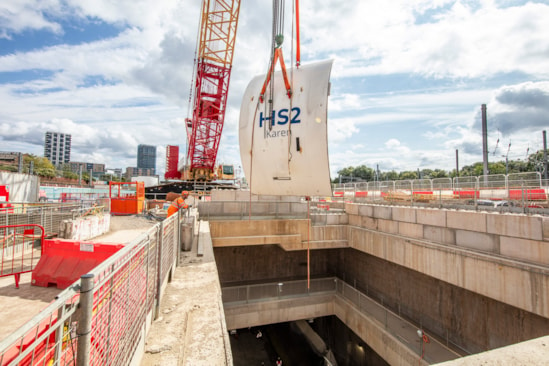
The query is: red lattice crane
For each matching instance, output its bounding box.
[184,0,241,181]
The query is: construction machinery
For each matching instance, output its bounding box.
[183,0,241,181]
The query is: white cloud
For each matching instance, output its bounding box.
[0,0,64,37]
[328,117,359,142]
[1,0,548,179]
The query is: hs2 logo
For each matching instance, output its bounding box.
[259,107,301,127]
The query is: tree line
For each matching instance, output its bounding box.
[335,150,548,183]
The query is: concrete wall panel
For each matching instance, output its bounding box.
[398,222,423,239]
[377,219,398,234]
[336,247,549,354]
[373,206,392,220]
[416,208,447,227]
[392,206,416,223]
[487,214,543,240]
[455,230,498,252]
[358,204,373,217]
[348,214,361,227]
[325,214,348,225]
[211,190,235,201]
[543,217,549,240]
[361,216,378,230]
[345,203,359,215]
[500,236,549,265]
[423,225,456,245]
[447,211,486,232]
[346,227,549,319]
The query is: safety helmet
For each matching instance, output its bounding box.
[182,190,189,197]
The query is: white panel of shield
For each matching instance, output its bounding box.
[239,59,333,196]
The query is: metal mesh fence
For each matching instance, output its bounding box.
[0,204,83,238]
[0,210,182,366]
[478,174,506,189]
[0,285,80,365]
[327,173,548,214]
[0,225,44,286]
[507,172,542,188]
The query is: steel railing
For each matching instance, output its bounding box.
[0,225,44,288]
[222,278,463,364]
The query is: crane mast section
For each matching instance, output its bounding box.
[186,0,241,180]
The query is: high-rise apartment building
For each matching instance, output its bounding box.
[44,132,71,166]
[137,144,156,174]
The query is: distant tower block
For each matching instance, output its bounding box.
[44,132,71,166]
[137,144,156,174]
[165,145,180,180]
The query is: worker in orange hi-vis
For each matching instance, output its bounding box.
[167,191,189,217]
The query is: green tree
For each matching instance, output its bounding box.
[399,171,418,180]
[527,149,548,174]
[380,170,399,181]
[488,161,507,175]
[61,164,78,180]
[431,169,449,178]
[23,155,56,178]
[336,165,375,182]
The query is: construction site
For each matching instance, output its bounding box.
[1,0,549,365]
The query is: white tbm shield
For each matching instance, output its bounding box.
[239,59,333,196]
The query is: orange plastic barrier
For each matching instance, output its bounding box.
[32,240,123,289]
[509,189,547,201]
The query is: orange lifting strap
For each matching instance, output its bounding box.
[259,47,292,103]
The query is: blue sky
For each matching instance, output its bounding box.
[1,0,548,179]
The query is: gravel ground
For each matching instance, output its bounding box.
[141,221,231,366]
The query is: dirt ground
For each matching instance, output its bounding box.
[93,215,157,243]
[0,272,60,341]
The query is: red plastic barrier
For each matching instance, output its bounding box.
[355,191,368,197]
[32,240,123,289]
[509,189,547,201]
[333,191,344,197]
[453,190,480,199]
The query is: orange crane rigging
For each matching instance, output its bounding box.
[184,0,301,181]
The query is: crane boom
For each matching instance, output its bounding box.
[185,0,241,181]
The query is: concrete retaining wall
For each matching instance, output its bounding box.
[224,294,334,330]
[210,219,349,251]
[346,203,549,266]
